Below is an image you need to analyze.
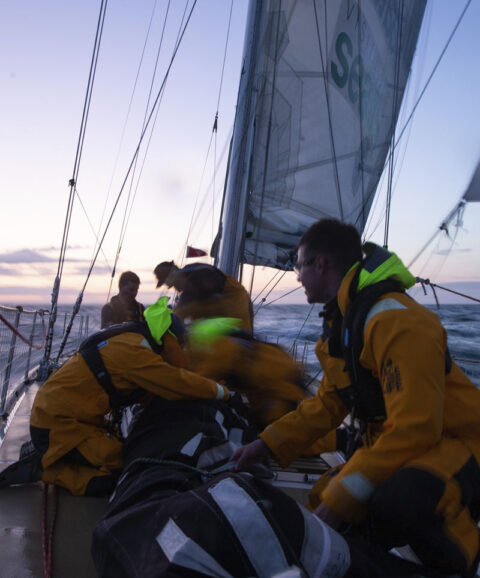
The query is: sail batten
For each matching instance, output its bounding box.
[218,0,427,272]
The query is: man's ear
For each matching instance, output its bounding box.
[314,254,327,271]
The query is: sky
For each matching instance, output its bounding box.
[1,0,480,309]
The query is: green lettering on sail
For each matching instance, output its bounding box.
[331,32,352,88]
[331,30,375,111]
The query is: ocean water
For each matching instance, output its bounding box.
[254,303,480,383]
[1,303,478,397]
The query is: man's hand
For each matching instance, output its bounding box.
[230,438,270,471]
[313,502,345,530]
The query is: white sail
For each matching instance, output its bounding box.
[463,161,480,202]
[218,0,427,274]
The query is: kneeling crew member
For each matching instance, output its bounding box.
[0,298,228,496]
[232,218,480,578]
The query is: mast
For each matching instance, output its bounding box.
[215,0,266,278]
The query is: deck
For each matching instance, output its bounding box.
[0,385,107,578]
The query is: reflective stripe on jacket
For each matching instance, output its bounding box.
[260,265,480,524]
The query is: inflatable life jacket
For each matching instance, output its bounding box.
[79,321,163,421]
[329,267,453,429]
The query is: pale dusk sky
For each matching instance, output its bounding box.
[1,0,479,307]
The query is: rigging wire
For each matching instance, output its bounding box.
[251,268,283,304]
[355,0,367,230]
[98,0,161,296]
[54,0,199,363]
[74,187,112,270]
[124,1,192,275]
[364,1,471,253]
[253,270,288,315]
[247,3,283,295]
[107,0,174,300]
[383,0,405,249]
[183,129,233,255]
[262,285,302,307]
[292,304,315,344]
[40,0,108,375]
[182,0,234,265]
[392,0,473,152]
[315,0,344,220]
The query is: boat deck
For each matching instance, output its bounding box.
[0,385,107,578]
[0,385,331,578]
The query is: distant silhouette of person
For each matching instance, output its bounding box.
[101,271,145,329]
[153,261,253,331]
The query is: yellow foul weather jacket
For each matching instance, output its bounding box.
[260,257,480,526]
[30,329,228,494]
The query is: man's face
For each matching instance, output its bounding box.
[119,280,139,302]
[295,245,325,304]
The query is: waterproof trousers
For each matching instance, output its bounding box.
[312,437,480,577]
[31,424,122,496]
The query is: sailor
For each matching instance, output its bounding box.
[100,270,145,328]
[153,260,253,332]
[188,317,307,426]
[232,218,480,577]
[0,298,229,496]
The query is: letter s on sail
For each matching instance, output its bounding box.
[331,32,352,89]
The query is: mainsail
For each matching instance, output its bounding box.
[217,0,427,276]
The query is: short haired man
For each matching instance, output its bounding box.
[101,271,145,328]
[232,218,480,577]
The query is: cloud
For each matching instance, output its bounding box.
[73,265,112,276]
[0,247,92,265]
[0,249,57,263]
[435,248,472,256]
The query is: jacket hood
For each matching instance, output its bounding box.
[357,242,416,292]
[337,243,416,315]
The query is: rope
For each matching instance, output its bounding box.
[292,304,315,343]
[262,285,302,307]
[384,1,405,249]
[42,483,58,578]
[183,0,235,262]
[109,0,173,297]
[416,277,480,305]
[0,311,46,350]
[42,0,108,367]
[122,456,235,479]
[393,0,473,153]
[254,271,288,315]
[54,1,199,363]
[454,358,480,365]
[313,1,343,219]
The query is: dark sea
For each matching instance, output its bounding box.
[254,303,480,384]
[1,303,479,391]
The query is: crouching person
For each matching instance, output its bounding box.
[0,297,229,496]
[188,317,307,427]
[232,218,480,578]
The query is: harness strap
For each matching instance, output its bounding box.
[78,321,163,420]
[79,342,124,412]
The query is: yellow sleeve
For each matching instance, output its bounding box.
[321,301,446,523]
[260,374,349,467]
[109,336,229,402]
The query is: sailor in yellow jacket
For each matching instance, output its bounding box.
[0,298,229,496]
[153,260,253,332]
[232,218,480,577]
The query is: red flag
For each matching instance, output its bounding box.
[186,246,207,258]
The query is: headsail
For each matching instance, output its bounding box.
[217,0,427,275]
